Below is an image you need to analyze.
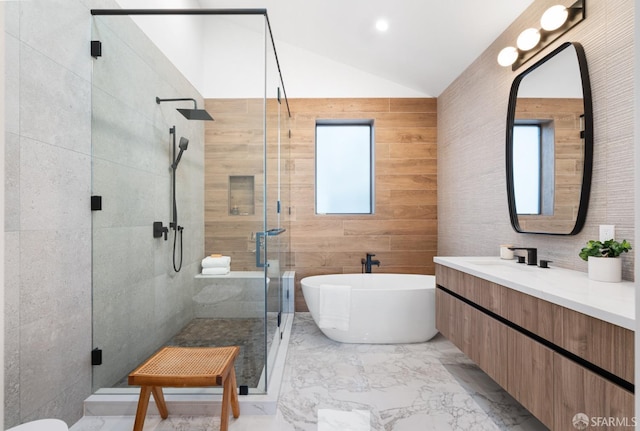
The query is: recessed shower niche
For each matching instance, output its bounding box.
[229,175,255,216]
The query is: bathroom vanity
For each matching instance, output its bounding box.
[434,256,634,430]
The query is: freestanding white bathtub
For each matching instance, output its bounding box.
[300,273,437,344]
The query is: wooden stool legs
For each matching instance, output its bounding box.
[133,386,168,431]
[131,372,239,431]
[128,346,240,431]
[220,367,240,431]
[151,387,169,418]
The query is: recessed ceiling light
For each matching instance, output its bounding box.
[375,19,389,32]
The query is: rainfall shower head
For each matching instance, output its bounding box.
[177,108,214,121]
[156,97,214,121]
[172,137,189,170]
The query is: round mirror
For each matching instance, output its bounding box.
[506,42,593,235]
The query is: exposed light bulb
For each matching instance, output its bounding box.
[516,28,541,51]
[497,46,518,67]
[541,5,569,31]
[375,19,389,32]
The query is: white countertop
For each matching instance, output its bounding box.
[434,256,635,331]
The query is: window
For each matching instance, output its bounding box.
[513,124,541,214]
[315,121,374,214]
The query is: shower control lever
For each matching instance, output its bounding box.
[153,221,169,241]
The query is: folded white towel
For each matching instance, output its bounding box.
[201,256,231,268]
[201,267,230,276]
[318,284,351,331]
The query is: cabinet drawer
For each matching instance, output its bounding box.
[436,265,501,314]
[560,308,634,384]
[502,286,559,343]
[469,305,508,388]
[507,327,554,429]
[554,353,634,430]
[436,288,507,388]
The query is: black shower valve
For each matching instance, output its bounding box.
[153,221,169,240]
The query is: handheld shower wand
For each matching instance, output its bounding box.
[171,137,189,170]
[169,128,189,272]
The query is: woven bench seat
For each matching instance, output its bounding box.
[128,346,240,431]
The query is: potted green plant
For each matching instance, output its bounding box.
[579,239,632,282]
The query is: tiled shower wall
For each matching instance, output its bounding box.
[90,14,205,391]
[438,0,635,279]
[4,0,205,426]
[4,0,93,426]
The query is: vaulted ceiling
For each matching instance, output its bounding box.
[197,0,534,96]
[114,0,534,96]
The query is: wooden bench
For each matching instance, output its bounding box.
[128,346,240,431]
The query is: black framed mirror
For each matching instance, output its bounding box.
[506,42,593,235]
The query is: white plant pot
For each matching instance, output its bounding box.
[588,256,622,282]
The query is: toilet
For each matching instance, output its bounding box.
[6,419,68,431]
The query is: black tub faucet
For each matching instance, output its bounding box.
[361,253,380,273]
[508,247,537,266]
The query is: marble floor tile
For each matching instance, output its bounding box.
[71,313,547,431]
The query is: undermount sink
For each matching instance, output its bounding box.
[466,259,515,266]
[465,259,536,270]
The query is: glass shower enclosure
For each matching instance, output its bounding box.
[90,8,291,395]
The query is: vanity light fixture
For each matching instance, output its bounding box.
[516,28,541,51]
[497,46,519,67]
[497,0,585,70]
[541,5,570,31]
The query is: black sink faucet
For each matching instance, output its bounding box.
[361,253,380,273]
[508,247,537,266]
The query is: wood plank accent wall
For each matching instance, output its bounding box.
[288,98,437,311]
[513,97,584,233]
[203,98,269,271]
[203,98,437,312]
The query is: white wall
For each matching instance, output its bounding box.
[115,0,206,91]
[275,40,429,98]
[114,2,430,98]
[201,15,265,98]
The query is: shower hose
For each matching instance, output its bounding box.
[173,225,183,273]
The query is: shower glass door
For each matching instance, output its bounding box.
[90,10,289,396]
[263,26,290,386]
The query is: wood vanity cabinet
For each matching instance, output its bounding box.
[507,326,554,427]
[435,264,634,431]
[554,353,634,430]
[435,288,508,388]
